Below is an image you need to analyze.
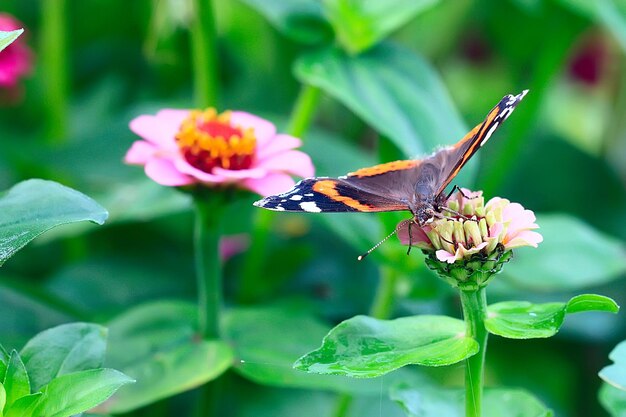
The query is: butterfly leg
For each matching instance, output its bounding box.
[446,185,478,201]
[406,221,413,255]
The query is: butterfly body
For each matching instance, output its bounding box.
[254,90,528,226]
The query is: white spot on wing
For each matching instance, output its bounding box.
[300,202,321,213]
[290,195,303,201]
[481,121,499,146]
[304,193,314,197]
[275,205,285,211]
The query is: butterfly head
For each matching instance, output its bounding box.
[414,203,437,226]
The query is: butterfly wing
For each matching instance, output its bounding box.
[431,90,528,196]
[254,158,439,212]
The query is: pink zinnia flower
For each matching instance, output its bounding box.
[397,188,542,264]
[125,108,314,197]
[0,14,33,88]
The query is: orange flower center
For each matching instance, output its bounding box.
[175,108,256,172]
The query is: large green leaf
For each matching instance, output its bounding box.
[0,29,23,53]
[3,351,30,409]
[20,323,107,391]
[600,341,626,391]
[485,294,618,339]
[4,393,43,417]
[34,369,133,417]
[502,214,626,291]
[294,315,477,377]
[323,0,439,53]
[295,43,468,160]
[102,301,233,413]
[391,385,553,417]
[224,305,428,393]
[0,180,108,266]
[239,0,332,44]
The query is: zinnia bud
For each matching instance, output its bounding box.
[397,188,542,289]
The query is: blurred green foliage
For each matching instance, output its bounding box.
[0,0,626,416]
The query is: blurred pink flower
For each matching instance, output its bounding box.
[220,234,249,260]
[0,14,33,88]
[125,108,314,197]
[398,188,542,264]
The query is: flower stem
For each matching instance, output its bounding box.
[287,83,321,138]
[40,0,68,143]
[369,266,398,319]
[194,196,224,339]
[460,288,488,417]
[190,0,218,108]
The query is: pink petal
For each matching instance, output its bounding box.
[241,172,296,197]
[505,231,544,249]
[256,150,315,178]
[488,222,503,239]
[230,111,276,147]
[436,250,458,264]
[156,109,190,126]
[257,134,302,159]
[145,158,195,186]
[173,157,226,183]
[125,141,157,165]
[397,222,432,247]
[212,166,267,180]
[129,113,185,149]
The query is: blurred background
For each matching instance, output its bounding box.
[0,1,625,416]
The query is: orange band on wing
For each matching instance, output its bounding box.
[312,180,374,211]
[349,160,419,177]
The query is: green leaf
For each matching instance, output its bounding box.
[102,301,233,413]
[225,305,428,393]
[485,294,619,339]
[599,382,626,416]
[240,0,332,44]
[3,351,30,408]
[502,214,626,291]
[294,315,478,377]
[600,341,626,391]
[34,369,133,417]
[0,382,6,412]
[0,29,23,53]
[20,323,107,391]
[323,0,439,53]
[391,385,553,417]
[294,43,468,160]
[4,393,43,417]
[0,180,108,266]
[0,345,9,382]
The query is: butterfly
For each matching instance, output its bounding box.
[254,90,527,231]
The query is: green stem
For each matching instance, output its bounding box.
[332,394,353,417]
[194,196,224,339]
[460,288,488,417]
[40,0,68,143]
[190,0,218,108]
[369,266,398,319]
[287,84,321,138]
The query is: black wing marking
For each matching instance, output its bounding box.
[433,90,528,196]
[253,177,410,213]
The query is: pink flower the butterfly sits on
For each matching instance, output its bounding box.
[397,188,542,264]
[0,13,33,89]
[125,108,314,197]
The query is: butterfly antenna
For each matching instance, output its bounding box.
[357,219,413,261]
